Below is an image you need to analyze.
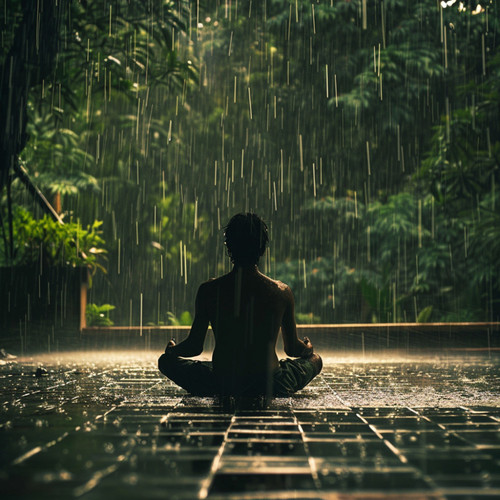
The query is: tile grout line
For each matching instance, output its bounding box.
[198,414,235,499]
[295,411,321,490]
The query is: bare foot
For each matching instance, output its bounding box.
[165,339,175,353]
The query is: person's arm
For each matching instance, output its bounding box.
[165,283,209,357]
[281,286,314,358]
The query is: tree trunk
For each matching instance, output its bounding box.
[0,1,68,255]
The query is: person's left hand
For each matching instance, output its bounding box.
[165,339,176,353]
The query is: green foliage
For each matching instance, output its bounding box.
[295,312,321,324]
[3,0,499,325]
[358,277,391,323]
[20,109,98,198]
[86,303,115,326]
[151,193,209,264]
[0,208,107,277]
[16,0,196,204]
[416,306,433,324]
[1,1,201,325]
[293,183,497,323]
[167,311,193,326]
[415,29,500,321]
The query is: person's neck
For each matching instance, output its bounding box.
[232,264,259,274]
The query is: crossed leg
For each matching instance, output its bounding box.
[158,353,218,396]
[159,350,323,398]
[272,353,323,397]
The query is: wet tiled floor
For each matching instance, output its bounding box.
[1,350,500,499]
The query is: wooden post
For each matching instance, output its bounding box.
[79,268,89,330]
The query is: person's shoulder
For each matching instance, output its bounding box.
[275,279,290,293]
[201,277,218,284]
[198,277,217,290]
[198,276,226,293]
[262,274,292,295]
[278,281,293,299]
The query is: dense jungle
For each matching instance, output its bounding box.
[1,0,499,326]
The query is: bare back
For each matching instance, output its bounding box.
[166,264,310,394]
[200,267,290,380]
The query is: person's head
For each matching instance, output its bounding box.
[224,213,269,267]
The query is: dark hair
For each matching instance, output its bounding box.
[224,213,269,267]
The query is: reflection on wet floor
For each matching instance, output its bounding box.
[1,350,500,499]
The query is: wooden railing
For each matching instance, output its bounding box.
[81,322,500,351]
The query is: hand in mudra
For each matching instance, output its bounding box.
[301,336,314,358]
[165,339,176,353]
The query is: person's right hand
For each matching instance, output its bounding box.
[300,336,314,357]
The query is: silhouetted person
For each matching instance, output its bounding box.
[158,213,322,397]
